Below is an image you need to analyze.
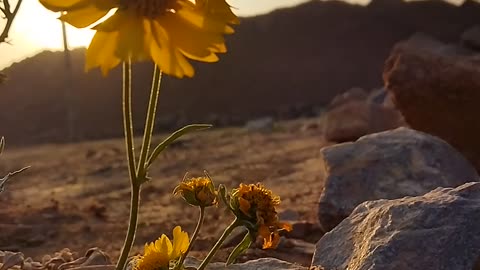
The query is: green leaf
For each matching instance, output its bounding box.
[146,124,212,169]
[0,137,5,155]
[226,232,252,266]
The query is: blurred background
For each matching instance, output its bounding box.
[1,0,479,146]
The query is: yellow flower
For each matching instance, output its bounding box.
[174,176,217,207]
[39,0,239,78]
[134,226,189,270]
[230,183,292,249]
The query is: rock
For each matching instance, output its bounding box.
[245,117,275,132]
[327,87,368,109]
[366,87,387,105]
[278,209,301,221]
[367,87,397,109]
[285,221,325,243]
[461,25,480,51]
[321,97,405,143]
[383,34,480,171]
[300,122,320,132]
[185,257,306,270]
[312,182,480,270]
[245,239,315,267]
[317,127,479,232]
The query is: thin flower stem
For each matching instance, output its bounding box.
[197,219,241,270]
[116,183,141,270]
[177,207,206,269]
[116,60,140,270]
[122,60,136,182]
[136,66,162,182]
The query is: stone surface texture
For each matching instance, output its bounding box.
[313,182,480,270]
[317,127,479,232]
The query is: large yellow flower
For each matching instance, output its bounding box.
[39,0,239,78]
[134,226,189,270]
[230,183,292,249]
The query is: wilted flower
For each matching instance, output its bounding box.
[174,176,217,207]
[39,0,239,77]
[133,226,189,270]
[230,183,292,249]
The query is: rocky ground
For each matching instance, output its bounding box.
[0,117,328,266]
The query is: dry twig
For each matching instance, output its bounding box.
[0,0,22,44]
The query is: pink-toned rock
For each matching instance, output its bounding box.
[383,34,480,170]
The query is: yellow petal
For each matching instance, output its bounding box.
[262,232,280,249]
[148,20,194,78]
[239,197,251,216]
[85,30,121,76]
[40,0,116,12]
[39,0,86,12]
[93,10,148,61]
[199,0,239,25]
[258,224,271,240]
[60,5,110,28]
[143,243,153,255]
[159,13,224,62]
[177,1,235,35]
[115,12,149,62]
[279,222,293,232]
[154,235,172,264]
[171,226,189,259]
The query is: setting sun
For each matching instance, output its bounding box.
[14,0,93,50]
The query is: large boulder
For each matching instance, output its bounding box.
[383,34,480,171]
[312,182,480,270]
[322,88,405,143]
[317,127,479,232]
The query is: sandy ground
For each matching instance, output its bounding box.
[0,118,330,266]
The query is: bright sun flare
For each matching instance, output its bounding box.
[13,0,95,51]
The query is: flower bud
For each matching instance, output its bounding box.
[174,176,217,207]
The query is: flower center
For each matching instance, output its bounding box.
[123,0,178,17]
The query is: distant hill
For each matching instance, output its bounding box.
[1,0,479,146]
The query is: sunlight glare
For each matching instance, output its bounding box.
[12,0,98,51]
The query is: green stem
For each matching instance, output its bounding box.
[116,60,140,270]
[136,66,162,183]
[176,207,205,269]
[197,219,241,270]
[116,183,141,270]
[122,60,136,182]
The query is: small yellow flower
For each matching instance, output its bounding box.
[230,183,292,249]
[39,0,239,78]
[134,226,189,270]
[174,176,217,207]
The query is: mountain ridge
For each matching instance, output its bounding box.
[1,0,479,146]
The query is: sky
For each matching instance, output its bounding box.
[0,0,315,69]
[0,0,472,69]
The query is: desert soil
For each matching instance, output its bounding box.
[0,118,329,266]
